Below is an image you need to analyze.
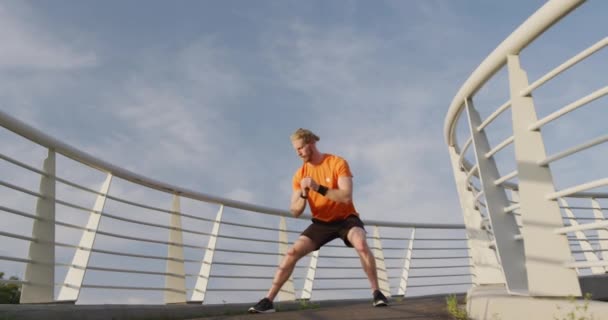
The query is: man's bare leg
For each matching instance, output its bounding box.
[347,227,380,291]
[266,235,316,301]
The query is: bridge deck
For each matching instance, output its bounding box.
[203,294,461,320]
[0,294,463,320]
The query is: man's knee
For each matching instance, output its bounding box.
[286,246,306,260]
[348,229,370,253]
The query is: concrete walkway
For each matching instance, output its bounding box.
[200,294,461,320]
[0,294,463,320]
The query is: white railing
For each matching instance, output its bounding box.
[0,109,469,305]
[446,0,607,302]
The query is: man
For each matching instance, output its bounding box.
[248,128,388,313]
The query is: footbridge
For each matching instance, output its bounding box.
[1,0,608,319]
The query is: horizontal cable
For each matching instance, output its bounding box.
[555,220,608,234]
[406,238,468,241]
[565,260,608,269]
[93,266,183,278]
[473,190,485,205]
[466,164,479,181]
[205,288,266,292]
[485,136,514,159]
[0,230,35,242]
[68,244,198,263]
[311,276,366,281]
[410,265,472,270]
[212,261,285,268]
[562,206,608,211]
[0,152,106,197]
[319,255,359,260]
[311,287,370,291]
[0,179,44,199]
[411,256,471,260]
[55,197,213,237]
[219,220,300,234]
[547,178,608,200]
[529,86,608,131]
[81,284,183,292]
[521,37,608,97]
[458,138,473,168]
[477,101,512,132]
[0,255,35,264]
[407,282,472,288]
[494,170,518,186]
[204,275,273,280]
[406,273,473,279]
[564,216,606,221]
[539,135,608,166]
[571,248,608,254]
[412,247,470,251]
[0,228,198,263]
[504,203,521,213]
[1,203,282,248]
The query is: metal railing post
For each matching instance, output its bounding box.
[397,228,415,296]
[507,54,581,296]
[191,205,224,303]
[559,198,603,274]
[591,198,608,272]
[372,226,390,297]
[465,99,528,294]
[277,216,295,301]
[58,173,113,302]
[559,198,604,274]
[21,149,56,303]
[164,195,187,304]
[448,147,505,286]
[300,250,319,301]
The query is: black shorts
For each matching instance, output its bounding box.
[301,215,365,251]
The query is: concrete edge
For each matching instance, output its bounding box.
[467,285,608,320]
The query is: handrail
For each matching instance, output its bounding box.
[0,109,464,230]
[0,109,291,217]
[445,0,585,146]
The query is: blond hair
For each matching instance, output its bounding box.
[290,128,320,144]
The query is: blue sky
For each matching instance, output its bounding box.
[0,0,555,223]
[1,0,606,304]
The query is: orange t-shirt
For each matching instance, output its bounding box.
[292,154,358,222]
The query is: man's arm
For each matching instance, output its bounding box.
[289,188,307,218]
[301,176,353,204]
[324,176,353,203]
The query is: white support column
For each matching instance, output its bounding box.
[372,226,390,297]
[21,149,56,303]
[58,173,113,302]
[397,228,415,296]
[164,195,187,304]
[277,217,295,301]
[507,54,581,297]
[465,101,527,294]
[191,205,224,303]
[300,250,319,301]
[559,198,603,274]
[591,198,608,272]
[449,147,505,286]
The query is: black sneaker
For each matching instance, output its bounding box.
[248,297,275,313]
[372,290,388,307]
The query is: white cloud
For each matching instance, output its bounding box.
[0,3,97,70]
[265,21,462,222]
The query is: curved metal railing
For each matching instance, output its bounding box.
[445,0,607,298]
[0,108,468,305]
